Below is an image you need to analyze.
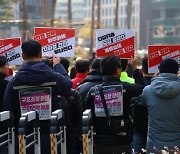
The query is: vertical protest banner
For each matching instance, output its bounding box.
[96,29,135,58]
[148,45,180,73]
[0,38,22,65]
[19,87,52,120]
[34,27,75,57]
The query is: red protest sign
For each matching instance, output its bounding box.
[0,38,22,65]
[148,45,180,73]
[96,29,135,58]
[34,27,75,57]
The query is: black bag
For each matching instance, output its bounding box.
[131,95,148,133]
[98,84,132,136]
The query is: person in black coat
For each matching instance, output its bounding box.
[0,56,9,153]
[132,56,155,153]
[85,56,144,154]
[3,40,72,154]
[77,58,103,111]
[0,56,9,112]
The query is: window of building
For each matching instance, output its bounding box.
[120,6,123,14]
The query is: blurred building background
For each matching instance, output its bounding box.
[55,0,85,22]
[150,0,180,45]
[0,0,180,52]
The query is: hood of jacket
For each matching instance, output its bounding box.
[15,61,54,85]
[150,73,180,98]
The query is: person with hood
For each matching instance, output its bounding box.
[2,40,72,154]
[77,58,103,110]
[141,58,180,153]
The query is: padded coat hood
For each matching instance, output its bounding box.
[150,73,180,98]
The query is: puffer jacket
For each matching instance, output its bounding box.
[86,74,144,146]
[3,61,72,154]
[0,73,8,112]
[141,73,180,153]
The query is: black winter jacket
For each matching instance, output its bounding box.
[77,69,103,110]
[0,73,8,112]
[133,76,152,133]
[86,72,144,146]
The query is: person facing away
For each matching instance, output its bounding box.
[77,58,103,111]
[89,52,96,65]
[2,40,72,154]
[71,58,90,89]
[141,58,180,153]
[86,55,144,154]
[42,56,82,154]
[60,57,83,154]
[0,56,9,112]
[120,59,135,84]
[0,56,9,149]
[132,56,155,153]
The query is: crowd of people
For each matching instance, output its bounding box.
[0,39,179,154]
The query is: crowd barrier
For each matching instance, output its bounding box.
[18,111,40,154]
[18,109,66,154]
[0,109,66,154]
[0,111,15,154]
[1,105,93,154]
[50,109,66,154]
[82,109,94,154]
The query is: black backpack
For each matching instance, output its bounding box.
[57,89,82,130]
[98,84,133,136]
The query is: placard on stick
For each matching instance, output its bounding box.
[34,27,75,57]
[96,29,135,58]
[148,45,180,73]
[0,38,22,65]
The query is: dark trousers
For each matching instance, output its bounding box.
[95,144,131,154]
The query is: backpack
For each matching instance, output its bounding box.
[98,84,133,136]
[57,89,82,130]
[131,95,148,133]
[57,89,82,154]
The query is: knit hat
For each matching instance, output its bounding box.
[159,58,179,74]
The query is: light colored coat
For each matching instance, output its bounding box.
[142,73,180,153]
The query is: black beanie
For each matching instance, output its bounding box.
[159,58,179,74]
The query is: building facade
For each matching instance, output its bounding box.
[84,0,144,49]
[19,0,52,20]
[55,0,85,22]
[150,0,180,45]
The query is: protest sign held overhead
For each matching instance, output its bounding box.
[148,45,180,73]
[0,38,22,65]
[96,29,135,58]
[34,27,75,57]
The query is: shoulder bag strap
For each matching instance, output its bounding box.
[98,84,111,125]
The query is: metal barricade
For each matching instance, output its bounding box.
[82,109,93,154]
[50,109,66,154]
[0,111,15,154]
[18,111,40,154]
